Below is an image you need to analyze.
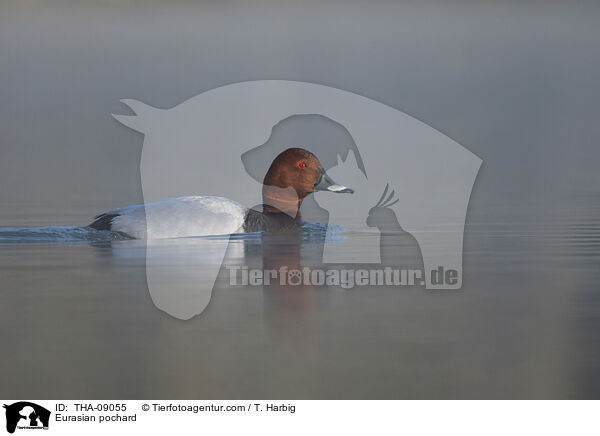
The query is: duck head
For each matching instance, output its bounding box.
[262,148,353,216]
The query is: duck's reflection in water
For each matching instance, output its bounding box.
[259,230,317,324]
[99,229,322,321]
[247,230,323,394]
[101,225,425,396]
[101,216,422,323]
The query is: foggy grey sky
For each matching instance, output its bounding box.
[1,0,599,225]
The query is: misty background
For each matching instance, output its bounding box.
[1,0,599,224]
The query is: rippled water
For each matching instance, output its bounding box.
[0,226,125,243]
[1,194,599,399]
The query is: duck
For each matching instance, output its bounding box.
[88,148,353,239]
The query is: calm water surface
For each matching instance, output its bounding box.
[1,194,599,399]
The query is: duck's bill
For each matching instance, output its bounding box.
[324,184,354,193]
[314,169,354,194]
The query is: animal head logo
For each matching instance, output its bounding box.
[3,402,50,434]
[113,80,482,320]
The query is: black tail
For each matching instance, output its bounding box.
[88,213,119,231]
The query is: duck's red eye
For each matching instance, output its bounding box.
[298,162,307,168]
